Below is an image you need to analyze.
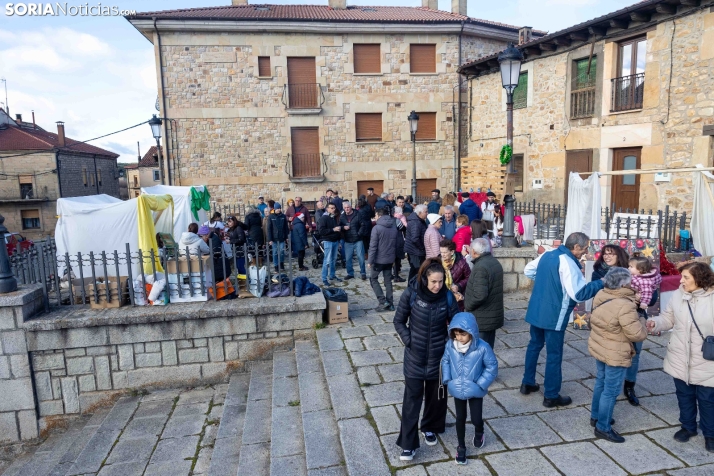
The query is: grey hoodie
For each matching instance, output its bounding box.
[368,215,398,266]
[179,232,210,256]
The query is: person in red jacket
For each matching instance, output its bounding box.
[452,215,472,255]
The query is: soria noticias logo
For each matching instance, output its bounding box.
[4,3,136,16]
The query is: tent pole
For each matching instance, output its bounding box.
[579,167,714,176]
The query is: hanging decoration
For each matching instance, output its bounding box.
[499,144,513,166]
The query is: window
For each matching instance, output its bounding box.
[258,57,271,77]
[571,57,597,119]
[410,44,436,73]
[19,175,33,199]
[513,72,528,109]
[135,191,140,197]
[612,37,646,112]
[90,172,95,187]
[153,170,160,181]
[415,112,436,141]
[82,167,88,186]
[353,44,381,74]
[133,175,138,187]
[355,113,382,142]
[290,127,321,178]
[287,57,318,109]
[508,154,524,193]
[21,209,40,229]
[416,179,437,200]
[97,169,102,186]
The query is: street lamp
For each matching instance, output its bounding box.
[408,110,419,200]
[497,43,524,248]
[148,115,165,185]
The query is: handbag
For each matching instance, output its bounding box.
[687,302,714,361]
[438,363,445,400]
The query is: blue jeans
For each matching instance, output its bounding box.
[522,325,565,399]
[591,360,627,432]
[674,378,714,438]
[321,241,338,282]
[271,241,285,268]
[344,241,366,277]
[625,340,642,383]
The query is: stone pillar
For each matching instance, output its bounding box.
[451,0,467,16]
[492,247,538,292]
[328,0,347,9]
[0,284,44,443]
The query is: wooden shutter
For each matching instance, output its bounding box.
[513,72,528,109]
[353,44,380,74]
[507,154,524,193]
[21,209,39,219]
[415,112,436,141]
[357,180,384,197]
[291,127,321,178]
[416,179,437,199]
[410,44,436,73]
[258,57,271,77]
[287,57,317,108]
[19,175,33,184]
[355,113,382,142]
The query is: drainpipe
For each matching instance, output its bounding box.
[454,21,465,191]
[153,18,172,185]
[93,155,99,194]
[55,151,62,197]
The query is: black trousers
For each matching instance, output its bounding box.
[674,377,714,438]
[407,254,425,282]
[396,378,448,451]
[393,255,402,277]
[479,330,496,349]
[454,397,484,447]
[297,250,305,268]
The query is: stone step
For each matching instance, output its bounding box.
[270,351,306,476]
[208,372,249,476]
[236,360,273,476]
[315,328,390,476]
[294,339,345,475]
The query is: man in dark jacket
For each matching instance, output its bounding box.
[459,192,482,223]
[369,207,398,310]
[340,201,366,280]
[285,196,312,232]
[404,204,428,282]
[375,192,389,212]
[464,238,504,349]
[267,203,289,271]
[318,203,342,286]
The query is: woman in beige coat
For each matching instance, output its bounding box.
[648,262,714,452]
[588,267,648,443]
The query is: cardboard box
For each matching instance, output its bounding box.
[88,276,129,309]
[325,300,349,324]
[69,277,95,304]
[165,256,211,275]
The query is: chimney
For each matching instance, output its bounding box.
[56,121,65,147]
[231,0,248,5]
[137,141,141,163]
[15,113,22,123]
[519,26,533,45]
[451,0,466,16]
[422,0,438,9]
[328,0,346,9]
[32,110,36,129]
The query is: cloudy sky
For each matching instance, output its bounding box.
[1,0,629,164]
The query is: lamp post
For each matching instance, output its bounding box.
[0,215,18,294]
[498,43,524,248]
[148,115,165,185]
[408,110,419,200]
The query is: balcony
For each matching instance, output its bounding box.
[610,73,645,113]
[282,83,325,114]
[570,74,596,119]
[286,153,326,182]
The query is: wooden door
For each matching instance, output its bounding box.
[287,57,317,108]
[291,127,321,177]
[611,148,641,211]
[357,180,383,197]
[416,178,437,202]
[564,149,593,204]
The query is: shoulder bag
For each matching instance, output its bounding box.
[688,302,714,361]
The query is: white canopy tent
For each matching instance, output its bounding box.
[141,185,208,239]
[691,167,714,257]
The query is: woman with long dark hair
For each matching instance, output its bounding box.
[591,244,630,280]
[393,258,460,462]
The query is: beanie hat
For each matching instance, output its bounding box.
[427,213,442,225]
[274,203,282,209]
[198,225,210,236]
[487,191,496,197]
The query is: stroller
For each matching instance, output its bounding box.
[311,234,346,269]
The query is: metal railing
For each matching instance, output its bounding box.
[611,73,645,112]
[10,236,300,311]
[282,83,325,109]
[514,200,690,252]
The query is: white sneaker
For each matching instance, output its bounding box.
[422,431,438,446]
[400,449,416,461]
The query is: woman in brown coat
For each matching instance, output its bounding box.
[588,267,647,443]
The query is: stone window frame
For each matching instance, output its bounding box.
[345,40,389,76]
[153,170,160,181]
[257,56,272,78]
[20,208,42,230]
[347,104,391,144]
[565,43,605,125]
[398,105,446,143]
[400,36,448,75]
[280,115,325,177]
[501,61,533,111]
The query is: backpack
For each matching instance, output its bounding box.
[410,288,454,309]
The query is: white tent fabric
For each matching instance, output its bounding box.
[141,185,208,239]
[564,172,603,240]
[54,195,173,276]
[691,169,714,256]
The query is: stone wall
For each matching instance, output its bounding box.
[158,31,507,203]
[465,8,714,212]
[492,247,537,292]
[58,153,120,199]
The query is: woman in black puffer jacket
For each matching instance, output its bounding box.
[244,207,265,247]
[393,258,459,460]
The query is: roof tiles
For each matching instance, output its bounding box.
[0,125,119,158]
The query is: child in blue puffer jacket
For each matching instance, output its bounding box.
[441,312,498,465]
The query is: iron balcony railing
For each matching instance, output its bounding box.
[285,153,326,180]
[611,72,645,112]
[282,83,325,109]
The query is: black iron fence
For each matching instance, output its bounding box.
[514,200,690,252]
[10,237,299,311]
[611,72,645,112]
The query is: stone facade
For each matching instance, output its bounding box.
[464,7,714,212]
[151,29,509,204]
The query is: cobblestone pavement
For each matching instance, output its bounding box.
[3,262,713,475]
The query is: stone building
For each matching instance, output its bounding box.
[459,0,714,213]
[0,109,120,239]
[124,163,140,198]
[127,0,541,204]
